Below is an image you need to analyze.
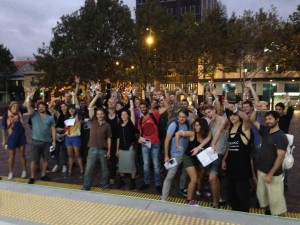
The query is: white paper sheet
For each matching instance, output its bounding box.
[196,147,218,167]
[64,118,76,127]
[140,137,151,148]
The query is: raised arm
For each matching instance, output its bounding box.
[244,81,259,104]
[158,97,170,115]
[88,92,103,119]
[250,110,260,130]
[211,118,229,153]
[25,88,36,115]
[129,99,135,125]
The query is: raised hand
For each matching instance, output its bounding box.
[74,75,80,84]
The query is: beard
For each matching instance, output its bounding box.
[266,122,277,129]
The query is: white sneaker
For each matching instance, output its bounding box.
[52,165,60,173]
[8,172,13,180]
[21,171,27,178]
[62,165,67,173]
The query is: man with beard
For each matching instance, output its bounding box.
[251,110,288,216]
[138,98,169,193]
[26,89,56,184]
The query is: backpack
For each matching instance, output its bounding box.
[139,113,158,137]
[273,130,295,170]
[166,118,190,138]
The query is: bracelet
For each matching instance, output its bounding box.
[233,107,238,113]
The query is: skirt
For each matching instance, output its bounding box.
[119,145,136,174]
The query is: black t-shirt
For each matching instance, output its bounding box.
[256,125,288,176]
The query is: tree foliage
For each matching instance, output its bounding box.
[35,0,134,88]
[0,44,16,76]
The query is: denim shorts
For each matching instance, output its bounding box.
[65,136,81,147]
[207,154,224,175]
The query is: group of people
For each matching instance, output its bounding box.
[1,77,294,217]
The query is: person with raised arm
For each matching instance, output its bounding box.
[222,101,252,212]
[25,88,56,184]
[82,92,112,190]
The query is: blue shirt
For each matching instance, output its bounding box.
[167,121,189,157]
[31,111,55,142]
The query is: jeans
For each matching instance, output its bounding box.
[142,144,160,186]
[54,140,68,166]
[161,156,186,200]
[83,148,109,189]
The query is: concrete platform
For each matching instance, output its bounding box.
[0,181,298,225]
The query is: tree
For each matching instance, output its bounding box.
[223,6,285,85]
[132,1,174,89]
[0,44,16,76]
[35,0,135,88]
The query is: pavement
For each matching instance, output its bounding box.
[0,181,299,225]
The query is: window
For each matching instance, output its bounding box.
[285,83,299,92]
[262,83,277,102]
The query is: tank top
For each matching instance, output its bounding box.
[227,123,252,180]
[210,118,228,155]
[185,132,209,156]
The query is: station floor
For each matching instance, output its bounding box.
[0,179,299,225]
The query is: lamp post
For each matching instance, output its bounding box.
[144,28,154,91]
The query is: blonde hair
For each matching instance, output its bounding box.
[8,101,19,110]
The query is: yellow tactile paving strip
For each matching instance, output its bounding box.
[3,177,300,220]
[0,190,238,225]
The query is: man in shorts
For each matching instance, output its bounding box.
[251,110,288,216]
[203,105,229,208]
[26,89,56,184]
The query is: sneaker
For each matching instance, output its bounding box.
[210,203,220,209]
[117,177,125,188]
[82,186,90,191]
[66,172,72,178]
[21,171,27,178]
[8,172,13,180]
[202,191,212,197]
[219,199,227,206]
[264,209,271,215]
[52,165,60,173]
[138,183,150,191]
[178,188,187,197]
[155,185,162,194]
[129,179,136,190]
[28,178,35,184]
[62,165,67,173]
[40,175,51,181]
[187,200,196,205]
[109,179,115,185]
[79,172,84,179]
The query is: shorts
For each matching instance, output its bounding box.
[207,154,224,175]
[183,154,200,169]
[256,170,287,215]
[32,140,51,161]
[65,136,81,147]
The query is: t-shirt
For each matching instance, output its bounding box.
[138,110,160,145]
[88,118,112,149]
[31,111,55,143]
[256,125,288,176]
[166,121,189,157]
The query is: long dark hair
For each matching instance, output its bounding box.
[194,118,209,139]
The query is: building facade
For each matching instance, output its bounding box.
[136,0,217,20]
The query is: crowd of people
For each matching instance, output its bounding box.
[1,77,295,216]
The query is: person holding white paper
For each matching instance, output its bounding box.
[222,102,252,212]
[161,109,190,201]
[176,118,211,205]
[64,104,84,178]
